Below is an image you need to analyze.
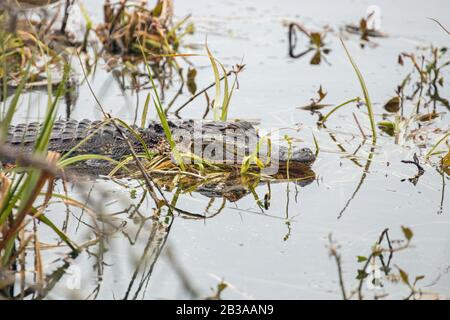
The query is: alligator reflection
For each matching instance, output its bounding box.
[71,164,316,203]
[0,162,315,299]
[115,168,315,299]
[121,218,173,300]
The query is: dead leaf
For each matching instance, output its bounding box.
[187,67,197,95]
[310,50,321,65]
[310,32,322,47]
[417,112,439,122]
[383,96,400,113]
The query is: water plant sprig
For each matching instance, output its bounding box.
[206,42,221,120]
[340,38,377,144]
[426,131,450,159]
[138,41,186,171]
[320,97,360,125]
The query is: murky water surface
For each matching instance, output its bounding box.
[10,0,450,299]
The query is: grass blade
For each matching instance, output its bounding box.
[206,43,221,120]
[340,38,377,144]
[219,63,229,121]
[426,132,450,159]
[37,214,77,251]
[0,63,30,141]
[138,41,186,171]
[320,97,360,124]
[58,154,119,168]
[141,92,151,128]
[34,64,70,153]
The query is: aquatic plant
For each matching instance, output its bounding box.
[398,46,450,113]
[96,0,192,57]
[205,43,239,121]
[297,85,332,111]
[319,97,360,124]
[0,8,78,103]
[426,131,450,159]
[344,9,387,45]
[287,22,331,65]
[328,227,437,300]
[0,64,76,297]
[316,40,377,144]
[340,39,377,143]
[0,60,121,298]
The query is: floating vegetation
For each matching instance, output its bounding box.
[398,46,450,113]
[95,0,194,91]
[287,22,331,65]
[383,96,401,113]
[0,14,71,99]
[96,0,188,56]
[328,227,439,300]
[344,19,387,40]
[1,0,195,98]
[374,45,450,147]
[95,0,194,95]
[298,85,331,111]
[344,7,387,47]
[377,120,397,137]
[401,153,425,185]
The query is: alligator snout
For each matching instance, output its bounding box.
[291,147,316,165]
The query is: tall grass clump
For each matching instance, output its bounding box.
[0,61,116,295]
[0,64,78,268]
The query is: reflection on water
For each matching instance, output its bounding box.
[1,0,449,299]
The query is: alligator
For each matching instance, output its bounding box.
[2,119,316,200]
[3,119,315,165]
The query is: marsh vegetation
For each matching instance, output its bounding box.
[0,0,449,300]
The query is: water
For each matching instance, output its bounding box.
[6,0,450,299]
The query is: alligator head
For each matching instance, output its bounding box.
[278,146,316,166]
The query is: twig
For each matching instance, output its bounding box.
[352,112,367,140]
[288,22,314,59]
[328,234,347,300]
[401,153,425,186]
[428,18,450,36]
[60,0,74,34]
[202,91,211,119]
